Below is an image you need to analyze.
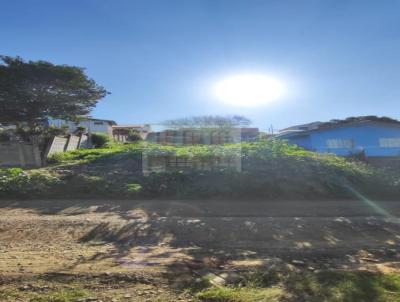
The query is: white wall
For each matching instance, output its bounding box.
[48,119,113,135]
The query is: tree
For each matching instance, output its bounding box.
[0,56,109,129]
[163,115,251,130]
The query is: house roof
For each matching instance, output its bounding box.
[317,116,400,129]
[112,124,150,129]
[280,121,322,132]
[84,118,117,125]
[47,117,117,125]
[277,116,400,138]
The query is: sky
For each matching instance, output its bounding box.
[1,0,400,130]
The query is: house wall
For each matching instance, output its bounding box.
[285,123,400,157]
[78,120,112,135]
[286,134,312,150]
[48,119,112,135]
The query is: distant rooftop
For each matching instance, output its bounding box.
[316,116,400,129]
[48,116,117,125]
[112,124,150,128]
[280,121,322,132]
[279,116,400,136]
[84,117,117,125]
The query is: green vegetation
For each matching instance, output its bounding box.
[29,289,89,302]
[195,271,400,302]
[1,271,399,301]
[126,129,143,142]
[197,286,282,302]
[0,55,108,132]
[90,132,112,148]
[0,140,399,199]
[0,288,90,302]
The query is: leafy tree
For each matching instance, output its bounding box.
[0,56,109,129]
[163,115,251,130]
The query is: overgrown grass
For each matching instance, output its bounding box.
[195,271,400,302]
[1,140,399,199]
[196,286,282,302]
[46,142,130,164]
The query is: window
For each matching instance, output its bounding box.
[326,139,353,148]
[379,138,400,147]
[94,121,103,125]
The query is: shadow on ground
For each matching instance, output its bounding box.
[2,198,400,296]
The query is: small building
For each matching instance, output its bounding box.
[47,117,116,136]
[277,116,400,158]
[112,124,152,142]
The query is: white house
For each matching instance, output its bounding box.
[112,124,152,142]
[48,117,116,136]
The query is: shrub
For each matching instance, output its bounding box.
[127,130,143,142]
[0,168,63,197]
[46,125,69,136]
[74,126,87,134]
[90,132,111,148]
[125,183,142,194]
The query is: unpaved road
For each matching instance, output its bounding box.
[0,199,400,301]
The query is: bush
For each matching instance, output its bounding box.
[127,130,143,142]
[46,125,69,136]
[90,132,111,148]
[74,126,87,134]
[0,168,63,198]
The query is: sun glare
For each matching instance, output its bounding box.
[213,74,286,107]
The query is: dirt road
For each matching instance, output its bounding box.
[1,199,400,301]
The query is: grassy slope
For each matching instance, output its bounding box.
[0,140,398,199]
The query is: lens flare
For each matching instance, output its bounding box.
[214,74,286,107]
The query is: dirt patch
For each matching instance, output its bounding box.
[0,199,400,301]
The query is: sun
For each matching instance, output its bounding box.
[213,74,286,107]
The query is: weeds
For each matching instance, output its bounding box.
[195,271,400,302]
[1,141,399,199]
[0,288,91,302]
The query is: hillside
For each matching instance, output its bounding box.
[0,140,398,199]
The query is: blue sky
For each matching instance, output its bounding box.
[2,0,400,130]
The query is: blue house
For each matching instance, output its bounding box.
[277,117,400,157]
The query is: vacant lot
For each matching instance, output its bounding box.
[1,199,400,301]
